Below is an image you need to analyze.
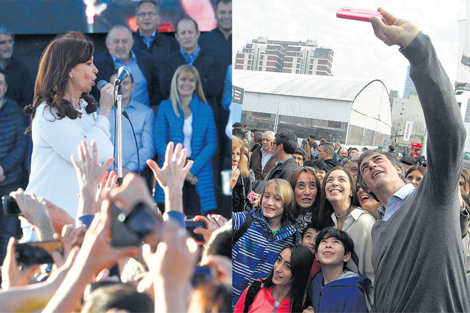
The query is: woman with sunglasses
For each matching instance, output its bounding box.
[318,166,376,307]
[287,166,322,233]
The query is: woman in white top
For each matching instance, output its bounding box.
[25,32,114,220]
[318,166,375,306]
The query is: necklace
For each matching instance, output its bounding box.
[335,204,352,219]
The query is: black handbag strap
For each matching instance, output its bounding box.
[244,280,262,313]
[233,215,254,246]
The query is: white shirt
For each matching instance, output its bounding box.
[183,114,193,158]
[26,100,113,218]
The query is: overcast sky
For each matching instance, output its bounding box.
[233,0,467,96]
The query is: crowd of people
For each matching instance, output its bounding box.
[232,8,470,313]
[0,0,234,311]
[0,0,231,250]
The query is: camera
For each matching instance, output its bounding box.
[2,196,23,217]
[111,201,162,247]
[15,241,62,265]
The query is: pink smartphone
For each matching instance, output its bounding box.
[336,7,383,22]
[247,190,257,202]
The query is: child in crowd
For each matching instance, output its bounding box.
[232,179,299,309]
[304,227,370,313]
[234,245,313,313]
[299,223,322,285]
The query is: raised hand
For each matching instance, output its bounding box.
[1,238,39,290]
[147,142,193,192]
[71,140,114,191]
[369,8,420,48]
[72,140,114,216]
[10,190,55,241]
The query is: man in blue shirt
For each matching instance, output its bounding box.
[132,1,179,64]
[157,17,223,111]
[107,71,155,186]
[92,25,162,112]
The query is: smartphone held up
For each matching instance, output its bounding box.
[336,7,383,22]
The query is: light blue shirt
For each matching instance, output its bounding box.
[277,156,293,166]
[261,147,273,171]
[111,50,149,106]
[378,183,415,221]
[103,99,155,172]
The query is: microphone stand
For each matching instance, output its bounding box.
[116,84,123,186]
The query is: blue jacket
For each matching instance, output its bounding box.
[153,95,217,212]
[309,270,370,313]
[232,209,299,310]
[0,98,29,186]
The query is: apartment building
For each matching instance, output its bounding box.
[235,37,334,76]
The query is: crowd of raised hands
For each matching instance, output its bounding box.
[1,140,231,313]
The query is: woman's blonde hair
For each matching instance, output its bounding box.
[169,65,207,117]
[232,136,249,178]
[260,179,295,219]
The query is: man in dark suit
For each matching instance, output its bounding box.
[199,0,232,74]
[157,17,223,110]
[132,0,179,63]
[91,25,161,111]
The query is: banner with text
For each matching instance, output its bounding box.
[403,121,413,141]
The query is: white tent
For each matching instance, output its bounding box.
[234,69,392,147]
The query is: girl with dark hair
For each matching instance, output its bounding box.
[232,179,299,310]
[25,32,114,220]
[234,245,314,313]
[405,165,427,187]
[287,166,322,233]
[318,166,375,307]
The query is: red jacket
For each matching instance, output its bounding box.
[234,284,291,313]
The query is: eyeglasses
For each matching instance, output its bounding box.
[293,166,317,172]
[271,142,278,147]
[136,12,158,17]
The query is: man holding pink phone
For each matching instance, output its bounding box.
[354,8,470,312]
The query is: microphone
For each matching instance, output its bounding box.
[115,66,131,85]
[97,80,107,90]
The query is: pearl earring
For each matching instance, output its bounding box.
[70,74,73,79]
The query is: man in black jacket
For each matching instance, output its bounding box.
[199,0,232,74]
[264,131,298,181]
[157,17,224,110]
[91,25,161,111]
[318,142,340,170]
[132,1,179,63]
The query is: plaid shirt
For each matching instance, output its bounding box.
[180,46,201,66]
[139,30,156,49]
[232,209,299,310]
